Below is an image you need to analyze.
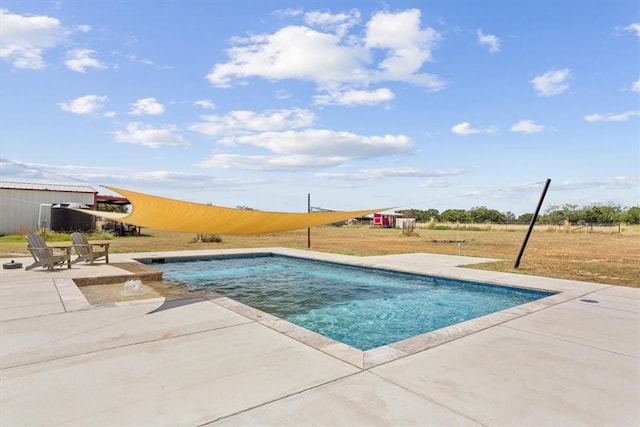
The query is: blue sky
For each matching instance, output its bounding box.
[1,0,638,215]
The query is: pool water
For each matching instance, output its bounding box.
[148,254,552,351]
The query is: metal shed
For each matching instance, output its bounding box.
[0,182,97,235]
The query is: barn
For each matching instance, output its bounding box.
[0,182,98,235]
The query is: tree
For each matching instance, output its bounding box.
[517,213,534,224]
[622,206,640,224]
[423,209,440,221]
[394,209,440,222]
[467,206,507,223]
[97,203,128,213]
[504,211,516,223]
[542,204,580,224]
[440,209,471,223]
[581,203,621,224]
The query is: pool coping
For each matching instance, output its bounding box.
[62,247,612,370]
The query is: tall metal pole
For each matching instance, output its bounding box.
[514,178,551,268]
[307,193,311,248]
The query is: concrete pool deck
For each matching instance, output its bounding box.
[1,248,638,426]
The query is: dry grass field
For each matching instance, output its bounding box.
[2,224,638,287]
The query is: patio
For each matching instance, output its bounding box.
[1,249,638,426]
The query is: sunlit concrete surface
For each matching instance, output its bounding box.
[1,248,638,426]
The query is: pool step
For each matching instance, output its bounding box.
[74,262,163,286]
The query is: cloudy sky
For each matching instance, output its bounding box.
[1,0,638,215]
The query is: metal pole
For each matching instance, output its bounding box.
[514,178,551,269]
[307,193,311,248]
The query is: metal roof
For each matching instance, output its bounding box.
[0,181,97,193]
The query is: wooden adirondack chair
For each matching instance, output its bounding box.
[71,232,110,264]
[25,233,72,271]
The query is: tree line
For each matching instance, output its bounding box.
[395,203,640,225]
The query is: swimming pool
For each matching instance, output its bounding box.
[144,254,554,351]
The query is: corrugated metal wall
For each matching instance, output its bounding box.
[0,189,95,235]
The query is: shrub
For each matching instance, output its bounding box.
[190,234,223,243]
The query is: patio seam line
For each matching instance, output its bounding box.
[497,324,639,359]
[197,371,365,426]
[0,299,63,311]
[569,300,640,315]
[55,280,67,309]
[0,315,255,370]
[0,307,66,322]
[571,291,639,313]
[367,370,490,427]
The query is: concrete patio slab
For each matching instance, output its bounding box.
[500,298,639,357]
[1,249,638,426]
[212,371,484,426]
[1,322,359,426]
[0,297,252,369]
[371,310,639,426]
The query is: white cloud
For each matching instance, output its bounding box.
[125,53,154,66]
[275,90,291,100]
[365,9,442,88]
[207,26,365,87]
[316,167,463,181]
[130,97,165,115]
[477,29,500,53]
[0,9,68,69]
[304,9,360,37]
[112,122,189,148]
[555,176,639,191]
[59,95,108,114]
[530,69,571,96]
[451,122,496,135]
[631,78,640,92]
[224,129,412,156]
[314,87,395,106]
[190,108,315,136]
[622,22,640,37]
[511,119,545,133]
[271,8,303,19]
[419,179,453,188]
[194,99,215,110]
[124,53,171,69]
[584,110,640,122]
[198,129,413,171]
[206,8,444,94]
[197,154,342,170]
[77,25,91,33]
[64,48,106,72]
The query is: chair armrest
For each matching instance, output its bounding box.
[90,242,111,249]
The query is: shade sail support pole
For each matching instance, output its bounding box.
[307,193,311,248]
[514,178,551,269]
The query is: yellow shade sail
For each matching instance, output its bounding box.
[79,186,390,235]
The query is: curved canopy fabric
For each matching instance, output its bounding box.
[79,186,389,235]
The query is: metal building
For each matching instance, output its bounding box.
[0,182,97,235]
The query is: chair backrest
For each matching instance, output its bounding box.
[26,233,52,261]
[27,233,45,248]
[71,232,91,256]
[71,232,89,245]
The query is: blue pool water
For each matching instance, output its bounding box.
[146,254,552,350]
